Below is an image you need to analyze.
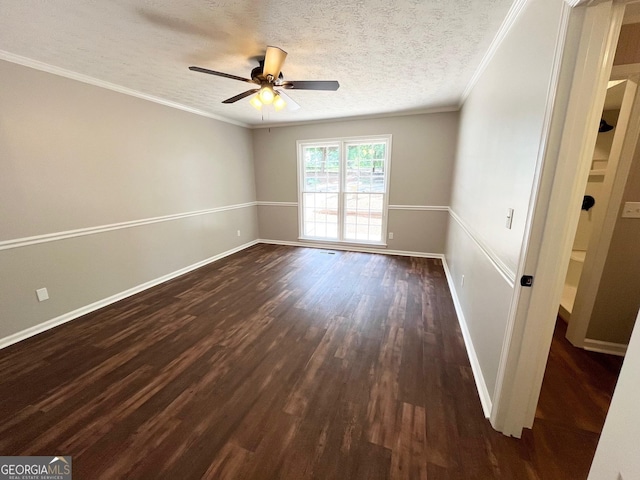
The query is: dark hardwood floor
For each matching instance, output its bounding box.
[523,318,623,479]
[0,244,623,479]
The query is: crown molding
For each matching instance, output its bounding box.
[249,106,460,129]
[0,50,249,128]
[460,0,530,105]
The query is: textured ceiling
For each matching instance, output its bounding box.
[0,0,514,127]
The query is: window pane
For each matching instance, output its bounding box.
[303,192,338,240]
[345,143,386,193]
[303,145,340,193]
[343,193,384,242]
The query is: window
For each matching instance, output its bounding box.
[297,135,391,245]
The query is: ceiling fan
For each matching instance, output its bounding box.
[189,46,339,112]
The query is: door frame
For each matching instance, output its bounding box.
[490,0,631,437]
[566,75,640,351]
[567,70,640,355]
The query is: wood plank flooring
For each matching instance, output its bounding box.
[522,318,623,479]
[0,244,622,479]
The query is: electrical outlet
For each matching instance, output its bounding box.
[237,230,241,237]
[388,232,394,240]
[36,287,49,302]
[622,202,640,218]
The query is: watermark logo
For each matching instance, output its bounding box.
[0,456,72,480]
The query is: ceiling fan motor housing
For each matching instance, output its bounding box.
[251,62,283,83]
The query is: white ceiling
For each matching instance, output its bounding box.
[0,0,514,127]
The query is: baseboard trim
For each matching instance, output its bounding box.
[442,258,493,418]
[583,338,628,357]
[0,240,259,350]
[258,239,444,259]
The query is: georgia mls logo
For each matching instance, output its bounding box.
[49,457,70,472]
[0,456,72,479]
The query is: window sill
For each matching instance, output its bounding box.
[298,237,388,248]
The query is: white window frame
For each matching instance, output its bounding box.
[296,134,392,246]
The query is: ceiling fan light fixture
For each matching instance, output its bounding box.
[249,95,263,110]
[259,86,275,105]
[189,45,339,111]
[273,94,286,111]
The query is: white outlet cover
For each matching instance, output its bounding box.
[36,287,49,302]
[622,201,640,218]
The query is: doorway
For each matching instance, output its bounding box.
[491,0,640,439]
[561,73,640,356]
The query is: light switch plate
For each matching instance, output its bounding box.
[36,287,49,302]
[622,202,640,218]
[506,208,514,229]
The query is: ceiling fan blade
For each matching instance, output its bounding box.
[263,46,287,80]
[222,89,260,104]
[189,66,255,84]
[275,89,301,111]
[280,80,340,91]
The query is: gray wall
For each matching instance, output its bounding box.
[0,59,258,341]
[253,113,459,253]
[587,140,640,344]
[445,0,567,402]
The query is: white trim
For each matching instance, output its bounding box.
[460,0,530,105]
[0,240,260,350]
[564,0,589,6]
[611,63,640,80]
[448,209,516,286]
[583,338,628,356]
[258,239,443,259]
[250,106,459,130]
[442,258,493,418]
[255,202,451,212]
[256,201,299,207]
[388,205,449,211]
[0,50,249,128]
[0,202,258,251]
[297,237,387,248]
